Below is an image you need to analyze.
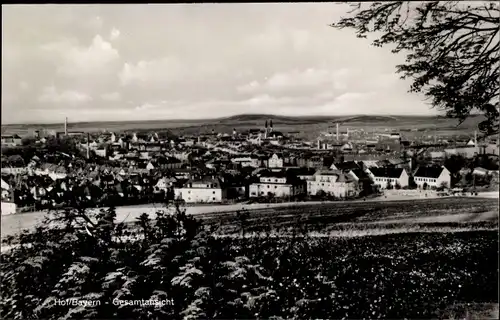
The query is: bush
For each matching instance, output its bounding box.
[1,203,498,319]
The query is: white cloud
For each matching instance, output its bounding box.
[110,27,121,41]
[135,103,159,111]
[119,57,184,86]
[42,35,120,77]
[19,81,30,91]
[100,92,121,101]
[38,86,92,104]
[237,68,351,95]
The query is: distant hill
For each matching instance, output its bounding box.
[218,114,336,123]
[334,115,400,123]
[1,113,483,137]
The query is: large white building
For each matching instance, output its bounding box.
[367,167,409,189]
[174,176,226,203]
[307,170,358,198]
[268,153,284,168]
[413,166,451,189]
[249,171,305,198]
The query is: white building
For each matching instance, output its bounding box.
[444,146,478,159]
[231,157,260,168]
[1,201,17,215]
[307,170,358,198]
[249,171,305,198]
[174,176,226,203]
[367,167,409,189]
[413,166,451,189]
[155,177,176,192]
[268,153,284,168]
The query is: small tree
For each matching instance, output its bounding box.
[408,176,418,189]
[423,182,428,190]
[386,180,393,190]
[316,190,327,199]
[395,181,402,190]
[439,181,449,189]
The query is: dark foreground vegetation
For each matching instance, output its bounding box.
[1,204,498,319]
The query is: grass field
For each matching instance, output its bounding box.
[1,113,483,138]
[198,197,498,235]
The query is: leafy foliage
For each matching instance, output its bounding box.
[1,202,498,319]
[332,1,500,138]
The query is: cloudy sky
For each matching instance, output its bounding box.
[2,4,438,124]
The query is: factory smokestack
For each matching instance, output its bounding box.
[87,133,90,159]
[336,123,339,141]
[64,117,68,136]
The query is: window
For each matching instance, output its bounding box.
[212,197,216,201]
[188,191,191,194]
[267,185,270,188]
[275,179,278,182]
[212,191,215,194]
[274,186,277,189]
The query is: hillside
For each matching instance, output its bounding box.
[1,113,483,138]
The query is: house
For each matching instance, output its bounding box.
[445,146,478,159]
[95,146,108,158]
[306,156,324,169]
[155,177,177,192]
[330,161,360,172]
[367,167,409,189]
[413,166,451,189]
[174,176,226,203]
[231,156,260,168]
[268,153,284,168]
[307,170,358,198]
[1,179,12,202]
[341,143,353,152]
[286,167,316,181]
[430,151,446,159]
[221,175,248,199]
[146,162,155,171]
[249,170,305,198]
[1,134,22,147]
[347,168,373,192]
[472,167,489,176]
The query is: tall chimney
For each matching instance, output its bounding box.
[87,133,90,159]
[336,123,339,141]
[474,130,477,146]
[317,139,320,150]
[64,117,68,136]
